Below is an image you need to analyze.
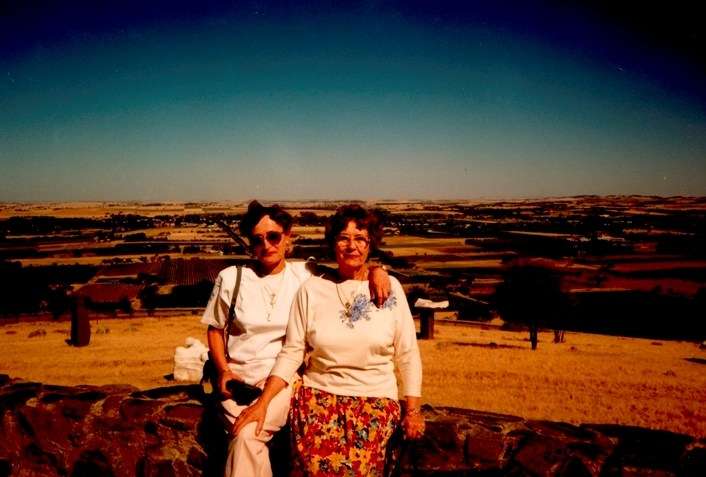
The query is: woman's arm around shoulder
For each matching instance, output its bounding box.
[367,263,391,307]
[302,258,391,307]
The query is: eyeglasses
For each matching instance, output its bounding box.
[335,234,370,248]
[250,231,283,247]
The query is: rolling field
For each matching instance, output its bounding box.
[2,316,705,438]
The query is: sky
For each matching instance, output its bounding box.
[1,0,705,201]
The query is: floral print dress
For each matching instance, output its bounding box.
[289,382,401,477]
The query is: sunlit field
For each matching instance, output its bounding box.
[421,324,706,438]
[2,316,705,437]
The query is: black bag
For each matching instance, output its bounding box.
[203,358,262,405]
[226,379,263,406]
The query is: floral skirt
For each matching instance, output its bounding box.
[289,384,401,477]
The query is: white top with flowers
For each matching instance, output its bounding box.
[270,275,422,400]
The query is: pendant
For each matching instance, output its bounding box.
[265,292,276,321]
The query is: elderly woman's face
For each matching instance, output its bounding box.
[334,220,370,271]
[250,215,289,270]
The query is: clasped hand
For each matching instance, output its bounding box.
[218,369,243,399]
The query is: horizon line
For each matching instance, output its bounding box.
[2,194,706,206]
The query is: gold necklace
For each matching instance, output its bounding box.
[336,280,363,319]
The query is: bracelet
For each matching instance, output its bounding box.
[404,407,422,417]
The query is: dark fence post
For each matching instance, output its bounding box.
[70,297,91,347]
[418,309,435,339]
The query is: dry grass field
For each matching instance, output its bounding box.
[12,253,252,267]
[2,316,705,438]
[422,324,706,438]
[382,237,469,248]
[0,202,248,218]
[418,259,505,270]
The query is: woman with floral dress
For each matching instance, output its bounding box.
[203,201,390,477]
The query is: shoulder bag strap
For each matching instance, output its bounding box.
[223,265,242,362]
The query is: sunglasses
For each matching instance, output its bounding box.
[250,231,284,247]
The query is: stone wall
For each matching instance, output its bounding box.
[1,375,704,476]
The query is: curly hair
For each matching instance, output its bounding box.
[324,204,383,253]
[239,200,293,240]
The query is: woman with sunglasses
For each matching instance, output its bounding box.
[201,200,390,477]
[234,204,423,476]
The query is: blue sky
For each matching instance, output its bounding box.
[1,1,705,201]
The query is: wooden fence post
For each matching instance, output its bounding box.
[70,297,91,347]
[418,309,435,339]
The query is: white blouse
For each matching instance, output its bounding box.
[270,276,422,400]
[201,261,311,385]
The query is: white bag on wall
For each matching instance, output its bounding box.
[173,337,209,382]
